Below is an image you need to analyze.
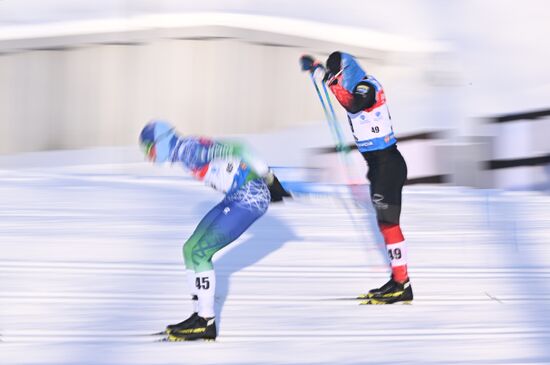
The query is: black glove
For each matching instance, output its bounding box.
[323,51,342,85]
[322,70,336,84]
[265,172,292,202]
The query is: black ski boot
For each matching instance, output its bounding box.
[166,312,199,334]
[167,315,217,341]
[165,295,199,334]
[359,277,413,304]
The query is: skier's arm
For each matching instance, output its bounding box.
[329,80,376,114]
[174,137,266,176]
[210,141,270,178]
[175,137,290,201]
[172,137,215,170]
[217,141,291,202]
[301,54,375,113]
[172,138,252,171]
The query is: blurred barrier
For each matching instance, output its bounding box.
[307,130,450,186]
[308,108,550,190]
[444,109,550,190]
[483,109,550,190]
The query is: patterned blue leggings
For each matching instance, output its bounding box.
[183,179,270,272]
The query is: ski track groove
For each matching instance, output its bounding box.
[2,329,550,344]
[1,293,549,305]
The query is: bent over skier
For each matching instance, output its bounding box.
[139,120,290,341]
[300,52,412,304]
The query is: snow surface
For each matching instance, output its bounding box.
[1,150,550,365]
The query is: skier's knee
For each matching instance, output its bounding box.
[377,215,399,226]
[192,250,214,272]
[374,204,401,226]
[183,239,196,263]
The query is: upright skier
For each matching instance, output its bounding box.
[139,120,290,341]
[300,52,412,304]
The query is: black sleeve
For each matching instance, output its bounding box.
[347,81,376,114]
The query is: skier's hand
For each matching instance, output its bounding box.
[323,68,342,86]
[300,55,327,83]
[300,55,317,72]
[323,70,336,85]
[300,54,324,73]
[323,51,343,85]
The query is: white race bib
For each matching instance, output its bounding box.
[348,105,393,142]
[203,158,241,193]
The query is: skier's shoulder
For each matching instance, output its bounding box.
[353,79,376,95]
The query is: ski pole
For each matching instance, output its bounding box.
[308,72,353,167]
[304,69,370,239]
[303,60,371,195]
[320,81,349,153]
[307,72,342,150]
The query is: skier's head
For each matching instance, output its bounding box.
[139,120,176,163]
[326,51,366,93]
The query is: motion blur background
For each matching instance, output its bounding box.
[0,0,549,189]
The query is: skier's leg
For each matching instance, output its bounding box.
[167,202,227,333]
[361,149,412,304]
[368,149,408,282]
[181,180,269,324]
[192,202,268,317]
[183,201,227,271]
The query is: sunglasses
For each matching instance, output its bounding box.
[141,141,156,161]
[140,126,175,162]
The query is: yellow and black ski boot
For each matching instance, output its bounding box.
[166,312,199,334]
[359,277,413,305]
[167,315,217,341]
